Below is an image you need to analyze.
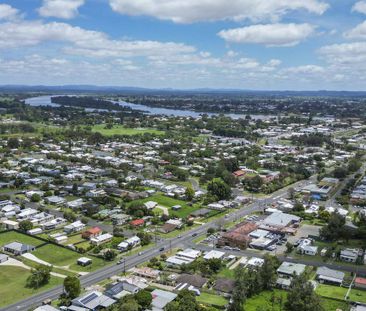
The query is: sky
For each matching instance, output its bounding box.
[0,0,366,90]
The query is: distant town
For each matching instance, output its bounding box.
[1,92,366,311]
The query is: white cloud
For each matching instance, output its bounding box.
[109,0,328,23]
[282,65,324,74]
[0,4,19,20]
[319,41,366,64]
[0,20,195,58]
[352,1,366,14]
[218,23,315,47]
[38,0,85,19]
[344,21,366,39]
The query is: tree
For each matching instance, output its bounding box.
[288,187,296,199]
[260,255,280,290]
[333,166,347,179]
[285,242,294,253]
[19,220,33,232]
[207,178,232,200]
[7,137,20,149]
[319,212,346,241]
[26,265,52,289]
[63,210,77,222]
[135,290,152,309]
[243,175,263,192]
[166,289,200,311]
[284,274,324,311]
[63,276,81,299]
[104,249,117,261]
[293,201,304,212]
[31,193,41,202]
[185,185,195,201]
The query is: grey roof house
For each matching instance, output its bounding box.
[2,242,35,256]
[316,266,344,286]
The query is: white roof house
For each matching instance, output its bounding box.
[203,250,225,260]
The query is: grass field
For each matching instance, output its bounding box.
[91,124,164,136]
[217,267,235,279]
[316,284,348,300]
[0,266,63,308]
[0,231,45,247]
[32,244,105,271]
[197,292,228,307]
[129,193,201,218]
[244,290,350,311]
[348,288,366,303]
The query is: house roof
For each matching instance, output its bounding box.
[316,266,344,282]
[85,227,102,234]
[214,278,235,293]
[3,242,34,252]
[130,219,144,226]
[176,274,208,288]
[277,262,306,276]
[355,277,366,285]
[105,281,139,297]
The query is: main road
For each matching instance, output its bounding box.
[0,175,321,311]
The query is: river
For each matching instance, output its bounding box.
[24,95,277,120]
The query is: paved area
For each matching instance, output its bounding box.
[0,257,30,270]
[22,253,52,267]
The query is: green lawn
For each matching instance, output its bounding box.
[0,231,45,247]
[130,193,201,218]
[0,266,63,308]
[244,290,349,311]
[316,284,348,300]
[31,244,106,271]
[348,288,366,303]
[217,267,235,279]
[197,292,228,307]
[91,124,164,136]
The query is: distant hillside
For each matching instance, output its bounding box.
[1,84,366,97]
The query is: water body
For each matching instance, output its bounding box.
[25,95,277,120]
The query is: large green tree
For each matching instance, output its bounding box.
[207,178,232,200]
[26,265,52,289]
[284,274,323,311]
[63,276,81,299]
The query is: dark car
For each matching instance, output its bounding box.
[159,247,165,252]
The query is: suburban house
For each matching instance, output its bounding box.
[70,291,116,310]
[354,277,366,290]
[117,236,141,252]
[2,242,35,256]
[44,196,66,206]
[90,233,113,246]
[277,262,306,278]
[316,266,345,286]
[340,248,361,263]
[130,219,145,227]
[175,274,208,289]
[77,257,92,267]
[82,227,102,239]
[151,289,177,311]
[105,281,140,299]
[64,220,86,234]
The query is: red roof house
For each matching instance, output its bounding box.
[130,219,145,227]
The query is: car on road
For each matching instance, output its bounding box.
[177,235,182,238]
[159,247,165,252]
[117,259,124,265]
[138,252,143,256]
[192,233,198,237]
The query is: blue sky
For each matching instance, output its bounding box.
[0,0,366,90]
